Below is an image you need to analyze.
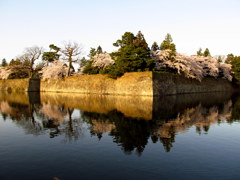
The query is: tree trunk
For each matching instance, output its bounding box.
[67,61,71,76]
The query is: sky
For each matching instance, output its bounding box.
[0,0,240,62]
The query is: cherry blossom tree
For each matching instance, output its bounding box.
[91,53,115,69]
[152,50,232,81]
[40,61,68,79]
[0,65,30,79]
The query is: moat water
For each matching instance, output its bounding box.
[0,91,240,180]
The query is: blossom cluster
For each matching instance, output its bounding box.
[40,61,68,79]
[91,53,115,69]
[152,50,232,81]
[0,65,30,79]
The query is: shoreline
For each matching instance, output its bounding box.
[0,72,236,96]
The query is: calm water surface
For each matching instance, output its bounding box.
[0,92,240,180]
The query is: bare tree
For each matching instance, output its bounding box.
[18,46,43,78]
[61,42,82,76]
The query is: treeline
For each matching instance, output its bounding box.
[0,31,239,82]
[82,32,180,78]
[0,42,82,79]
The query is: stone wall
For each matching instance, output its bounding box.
[152,72,235,95]
[40,72,152,96]
[0,72,235,96]
[0,79,40,92]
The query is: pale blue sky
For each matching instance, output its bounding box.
[0,0,240,61]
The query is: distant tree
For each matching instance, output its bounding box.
[215,55,225,63]
[217,56,223,63]
[79,57,88,67]
[160,33,176,58]
[96,46,103,54]
[203,48,211,57]
[49,44,60,52]
[18,46,43,77]
[41,61,68,79]
[134,31,149,48]
[9,58,22,66]
[151,42,159,51]
[82,53,114,75]
[82,47,102,74]
[225,53,235,64]
[61,42,82,76]
[88,48,97,59]
[91,53,114,70]
[153,50,232,82]
[134,31,155,70]
[197,48,203,56]
[9,59,14,65]
[226,54,240,83]
[1,58,8,67]
[42,44,60,66]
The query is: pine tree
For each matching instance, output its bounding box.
[96,46,103,54]
[151,42,159,51]
[197,48,203,56]
[217,56,223,63]
[49,44,60,52]
[9,58,21,66]
[42,44,60,66]
[1,58,8,66]
[82,47,100,74]
[160,33,176,57]
[203,48,211,57]
[110,31,154,77]
[225,54,234,64]
[88,48,97,58]
[80,57,88,67]
[227,54,240,83]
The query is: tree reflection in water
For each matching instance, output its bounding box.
[0,91,239,153]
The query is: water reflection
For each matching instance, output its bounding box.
[0,91,239,153]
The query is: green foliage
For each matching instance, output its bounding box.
[227,54,240,83]
[109,31,155,77]
[82,46,105,74]
[113,32,135,48]
[1,58,8,67]
[88,48,97,58]
[197,48,203,56]
[9,58,30,66]
[225,54,234,64]
[231,96,240,121]
[82,63,100,74]
[203,48,211,57]
[216,55,224,63]
[151,42,159,51]
[160,33,176,58]
[42,52,60,64]
[9,59,20,66]
[42,44,60,65]
[105,64,124,79]
[49,44,60,52]
[96,46,103,54]
[79,57,88,67]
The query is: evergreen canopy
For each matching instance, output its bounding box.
[110,31,155,77]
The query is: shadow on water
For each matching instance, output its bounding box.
[0,91,240,153]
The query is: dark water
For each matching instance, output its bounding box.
[0,91,240,180]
